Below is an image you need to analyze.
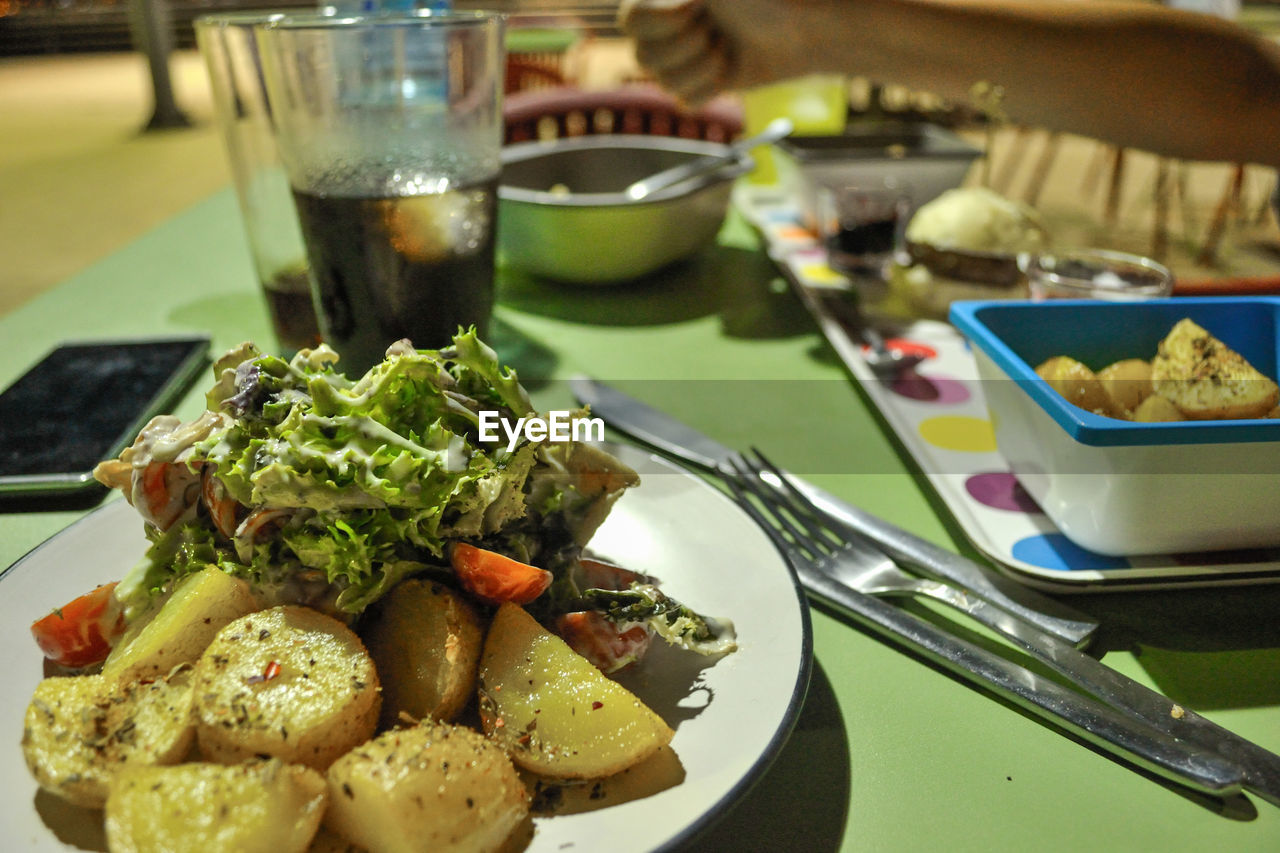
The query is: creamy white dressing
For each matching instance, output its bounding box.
[224,413,472,510]
[445,433,469,473]
[117,415,182,468]
[291,413,452,467]
[288,344,342,375]
[148,410,232,463]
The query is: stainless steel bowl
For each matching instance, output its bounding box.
[498,135,751,284]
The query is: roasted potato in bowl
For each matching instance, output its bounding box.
[952,297,1280,555]
[1035,318,1280,422]
[1152,318,1279,419]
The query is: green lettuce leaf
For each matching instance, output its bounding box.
[115,329,637,618]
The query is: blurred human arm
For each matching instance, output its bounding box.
[620,0,1280,167]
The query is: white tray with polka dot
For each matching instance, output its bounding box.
[737,185,1280,590]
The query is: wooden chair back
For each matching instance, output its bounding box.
[503,85,744,144]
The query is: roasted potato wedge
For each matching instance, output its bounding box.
[193,606,380,770]
[478,602,673,779]
[1035,356,1116,417]
[361,578,484,727]
[325,719,528,853]
[22,668,195,808]
[1131,394,1186,422]
[1096,358,1153,417]
[104,759,326,853]
[1151,318,1279,419]
[103,566,261,685]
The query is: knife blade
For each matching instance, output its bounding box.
[570,375,1100,647]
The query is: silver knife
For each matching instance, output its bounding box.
[570,375,1100,647]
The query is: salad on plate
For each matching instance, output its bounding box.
[22,330,736,853]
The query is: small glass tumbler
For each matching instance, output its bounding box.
[255,10,505,376]
[1025,249,1174,301]
[818,181,913,278]
[195,12,322,357]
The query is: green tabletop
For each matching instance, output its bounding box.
[3,188,1279,851]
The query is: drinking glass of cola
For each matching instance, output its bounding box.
[256,11,505,374]
[196,12,323,358]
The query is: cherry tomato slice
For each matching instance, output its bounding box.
[555,610,653,674]
[451,543,553,606]
[30,582,124,668]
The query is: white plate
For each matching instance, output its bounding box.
[0,443,811,852]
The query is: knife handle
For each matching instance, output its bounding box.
[799,568,1244,799]
[791,476,1100,648]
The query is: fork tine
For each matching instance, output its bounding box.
[724,456,826,561]
[737,449,845,550]
[721,474,807,566]
[745,448,812,506]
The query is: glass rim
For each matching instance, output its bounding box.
[195,10,308,28]
[1025,248,1173,293]
[257,9,503,31]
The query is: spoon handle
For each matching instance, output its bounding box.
[624,117,793,200]
[862,326,889,356]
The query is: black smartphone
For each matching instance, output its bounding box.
[0,336,211,497]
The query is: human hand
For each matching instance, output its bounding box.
[618,0,836,104]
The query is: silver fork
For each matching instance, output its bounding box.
[727,448,1280,799]
[719,448,1252,800]
[725,453,1077,649]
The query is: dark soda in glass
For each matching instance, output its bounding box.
[263,266,323,356]
[292,179,496,375]
[826,217,900,274]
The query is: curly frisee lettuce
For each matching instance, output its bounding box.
[94,331,734,666]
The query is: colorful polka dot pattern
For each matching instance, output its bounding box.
[889,373,970,404]
[1010,534,1130,572]
[918,415,997,454]
[878,335,1126,573]
[964,472,1041,514]
[797,262,848,288]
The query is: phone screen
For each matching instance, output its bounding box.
[0,337,210,494]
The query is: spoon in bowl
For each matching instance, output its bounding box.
[624,117,795,201]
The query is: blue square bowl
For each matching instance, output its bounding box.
[949,297,1280,555]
